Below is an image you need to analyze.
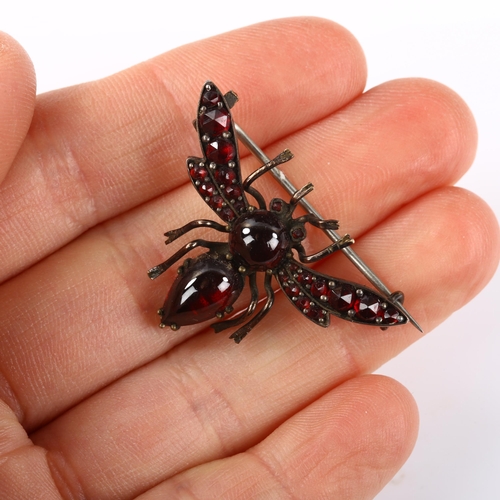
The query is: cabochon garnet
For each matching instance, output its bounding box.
[161,257,243,328]
[229,210,289,271]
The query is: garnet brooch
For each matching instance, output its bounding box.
[148,82,420,343]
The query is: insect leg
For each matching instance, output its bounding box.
[164,219,229,245]
[211,273,259,333]
[296,234,355,264]
[289,182,314,207]
[148,240,227,280]
[294,213,340,231]
[229,272,274,343]
[243,149,294,209]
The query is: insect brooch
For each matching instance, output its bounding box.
[148,81,415,343]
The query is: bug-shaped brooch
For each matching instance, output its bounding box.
[148,81,411,343]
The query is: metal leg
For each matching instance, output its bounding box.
[289,183,314,210]
[229,273,274,343]
[163,219,229,245]
[243,149,294,209]
[294,213,339,231]
[147,240,226,280]
[297,234,354,264]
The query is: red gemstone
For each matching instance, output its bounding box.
[329,283,355,311]
[317,309,328,322]
[291,227,305,240]
[224,184,242,199]
[296,297,311,312]
[201,90,220,107]
[199,181,215,198]
[215,166,237,185]
[284,282,301,297]
[382,305,401,325]
[354,294,382,321]
[229,210,289,271]
[271,199,283,212]
[221,207,236,221]
[311,279,329,298]
[161,257,244,327]
[206,139,235,163]
[210,195,224,211]
[296,271,313,286]
[232,200,246,213]
[190,164,208,181]
[306,303,323,320]
[198,108,231,137]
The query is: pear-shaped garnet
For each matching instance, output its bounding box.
[160,256,244,329]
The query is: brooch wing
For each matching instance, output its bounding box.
[187,81,250,223]
[277,258,409,327]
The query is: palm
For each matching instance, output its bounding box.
[0,18,498,500]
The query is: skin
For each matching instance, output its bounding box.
[0,17,498,499]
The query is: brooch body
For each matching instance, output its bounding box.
[148,82,411,343]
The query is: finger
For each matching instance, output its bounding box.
[0,17,366,281]
[137,376,418,500]
[0,32,35,184]
[253,77,478,236]
[0,400,61,499]
[30,187,499,499]
[0,77,480,430]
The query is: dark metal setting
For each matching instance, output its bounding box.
[148,81,417,343]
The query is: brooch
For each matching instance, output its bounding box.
[148,82,421,342]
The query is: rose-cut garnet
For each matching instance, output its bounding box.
[199,108,231,137]
[284,282,301,298]
[205,139,235,164]
[224,184,242,199]
[296,297,311,312]
[201,90,220,107]
[209,195,224,211]
[306,303,323,320]
[354,294,382,321]
[215,166,237,185]
[190,163,208,181]
[232,200,246,213]
[382,305,401,325]
[329,283,356,311]
[221,207,236,221]
[198,181,215,198]
[311,278,329,298]
[296,271,313,286]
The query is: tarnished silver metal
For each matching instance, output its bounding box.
[234,122,423,333]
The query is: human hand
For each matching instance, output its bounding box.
[0,18,498,499]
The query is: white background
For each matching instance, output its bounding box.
[3,1,499,498]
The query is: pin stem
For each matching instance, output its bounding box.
[234,123,423,333]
